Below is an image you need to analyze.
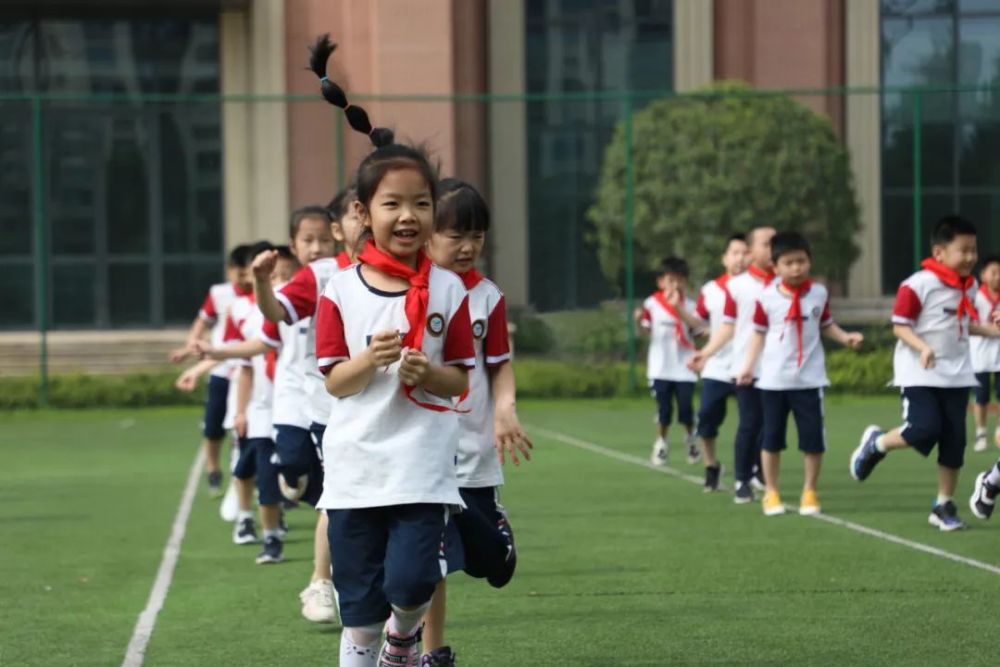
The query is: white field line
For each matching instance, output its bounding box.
[528,425,1000,577]
[122,449,205,667]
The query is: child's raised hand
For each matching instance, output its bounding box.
[632,307,644,325]
[666,289,682,307]
[494,407,533,466]
[169,346,191,363]
[366,330,402,368]
[845,332,864,351]
[251,250,278,281]
[919,347,936,370]
[398,349,430,387]
[175,368,200,392]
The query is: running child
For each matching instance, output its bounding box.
[637,257,704,466]
[690,226,776,503]
[171,243,252,496]
[971,255,1000,452]
[969,457,1000,520]
[693,233,748,491]
[852,215,1000,531]
[310,35,475,667]
[420,179,532,666]
[736,232,863,516]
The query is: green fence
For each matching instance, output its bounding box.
[3,83,1000,405]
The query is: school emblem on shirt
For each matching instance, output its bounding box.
[426,313,446,337]
[472,319,486,339]
[811,306,821,319]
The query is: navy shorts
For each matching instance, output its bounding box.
[452,486,516,587]
[696,378,735,439]
[974,372,1000,406]
[231,437,282,506]
[761,388,826,454]
[202,375,230,440]
[327,504,447,627]
[309,422,326,462]
[900,386,969,469]
[650,380,695,427]
[273,424,324,507]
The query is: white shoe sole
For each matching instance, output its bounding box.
[974,439,988,453]
[233,534,258,545]
[969,472,994,520]
[850,425,882,481]
[219,480,239,522]
[927,513,966,532]
[302,603,339,624]
[799,505,821,516]
[763,505,787,517]
[650,443,668,466]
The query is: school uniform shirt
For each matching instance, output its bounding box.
[224,300,275,439]
[198,282,244,379]
[220,292,255,430]
[274,256,352,426]
[260,315,311,430]
[314,264,476,509]
[724,271,772,378]
[456,277,511,489]
[891,269,978,388]
[640,293,699,382]
[695,274,738,382]
[971,286,1000,372]
[751,282,833,390]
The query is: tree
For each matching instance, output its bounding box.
[587,81,862,288]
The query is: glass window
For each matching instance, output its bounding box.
[52,264,95,326]
[163,261,220,324]
[108,263,149,326]
[0,263,33,328]
[0,101,32,257]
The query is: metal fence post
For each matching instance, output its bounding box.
[623,96,637,393]
[912,90,923,271]
[31,95,49,407]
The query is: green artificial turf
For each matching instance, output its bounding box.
[2,397,998,666]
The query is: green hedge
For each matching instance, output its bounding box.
[0,349,898,410]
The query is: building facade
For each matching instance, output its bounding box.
[1,0,997,329]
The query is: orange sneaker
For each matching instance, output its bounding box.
[799,489,821,516]
[762,490,786,516]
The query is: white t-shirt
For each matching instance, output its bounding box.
[724,270,773,378]
[695,274,738,382]
[891,269,978,388]
[314,263,476,509]
[276,254,353,426]
[261,315,311,430]
[221,293,255,430]
[752,281,833,390]
[198,282,242,379]
[225,301,274,438]
[456,277,511,489]
[971,286,1000,373]
[641,293,700,382]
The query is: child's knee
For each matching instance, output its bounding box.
[900,421,942,451]
[383,564,439,608]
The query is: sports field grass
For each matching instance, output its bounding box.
[3,396,999,666]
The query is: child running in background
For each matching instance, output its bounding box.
[636,257,705,466]
[736,232,863,516]
[693,233,748,491]
[971,255,1000,452]
[252,192,362,624]
[171,243,252,496]
[420,179,532,667]
[310,35,474,667]
[852,215,1000,531]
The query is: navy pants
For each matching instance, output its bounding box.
[696,378,735,440]
[734,384,764,483]
[974,372,1000,406]
[651,380,695,427]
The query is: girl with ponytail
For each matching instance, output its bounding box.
[309,35,475,667]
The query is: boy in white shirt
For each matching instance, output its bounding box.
[737,232,863,516]
[852,215,1000,531]
[636,257,705,466]
[970,255,1000,452]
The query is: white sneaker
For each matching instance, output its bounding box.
[975,434,988,452]
[650,438,668,466]
[685,433,701,464]
[219,480,239,522]
[300,579,340,625]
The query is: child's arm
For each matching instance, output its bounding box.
[233,364,253,437]
[170,316,211,363]
[688,322,734,371]
[735,330,765,385]
[250,250,288,323]
[893,324,936,369]
[398,350,469,398]
[822,323,864,350]
[198,338,270,361]
[633,305,651,337]
[174,358,219,392]
[490,362,533,466]
[970,321,1000,338]
[324,330,400,398]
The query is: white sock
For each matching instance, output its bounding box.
[340,629,379,667]
[388,602,430,637]
[986,461,1000,487]
[237,509,253,522]
[874,435,888,454]
[263,528,282,541]
[936,494,952,506]
[976,427,987,437]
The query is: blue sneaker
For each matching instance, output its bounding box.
[850,425,886,482]
[969,471,998,520]
[421,647,456,667]
[928,500,966,532]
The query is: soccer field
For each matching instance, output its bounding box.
[3,396,999,666]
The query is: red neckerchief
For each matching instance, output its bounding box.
[460,269,484,291]
[921,258,978,335]
[748,264,775,286]
[714,273,731,290]
[979,284,1000,320]
[357,241,465,413]
[265,349,277,381]
[234,283,253,297]
[335,251,352,269]
[780,279,812,367]
[652,291,693,349]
